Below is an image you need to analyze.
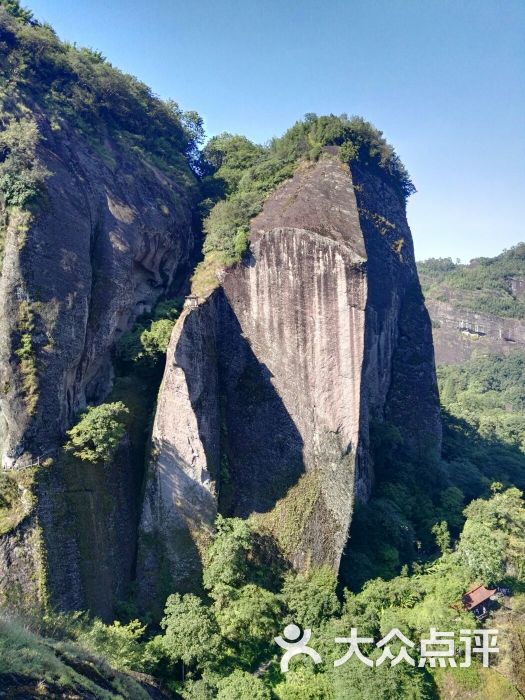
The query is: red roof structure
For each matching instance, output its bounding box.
[462,585,497,611]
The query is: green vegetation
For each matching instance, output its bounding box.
[458,486,525,583]
[344,352,525,589]
[63,298,181,467]
[192,114,415,294]
[438,352,525,450]
[0,115,49,208]
[133,492,525,697]
[64,401,130,464]
[54,297,181,614]
[418,243,525,319]
[5,486,522,698]
[0,615,152,699]
[15,299,39,414]
[255,470,321,559]
[116,300,180,371]
[0,0,201,197]
[1,7,524,699]
[0,467,35,535]
[5,310,525,699]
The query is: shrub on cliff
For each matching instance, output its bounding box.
[64,401,129,464]
[0,1,201,185]
[116,299,181,374]
[0,117,49,208]
[193,114,415,294]
[117,318,175,369]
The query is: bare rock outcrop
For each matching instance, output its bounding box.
[0,114,197,615]
[425,297,525,364]
[138,155,441,605]
[0,116,196,466]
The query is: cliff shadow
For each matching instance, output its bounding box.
[340,408,525,592]
[139,436,216,605]
[181,290,306,521]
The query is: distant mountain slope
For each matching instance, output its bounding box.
[418,244,525,363]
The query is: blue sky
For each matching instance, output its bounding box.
[26,0,525,262]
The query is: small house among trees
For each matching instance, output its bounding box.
[462,585,497,620]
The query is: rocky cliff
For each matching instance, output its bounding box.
[138,155,441,606]
[418,246,525,364]
[0,111,198,616]
[426,298,525,365]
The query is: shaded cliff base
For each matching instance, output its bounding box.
[0,300,187,621]
[342,352,525,590]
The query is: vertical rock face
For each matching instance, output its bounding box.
[0,117,196,466]
[138,155,441,604]
[424,299,525,364]
[0,115,197,616]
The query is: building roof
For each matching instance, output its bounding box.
[463,585,497,611]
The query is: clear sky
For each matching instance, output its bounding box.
[25,0,525,262]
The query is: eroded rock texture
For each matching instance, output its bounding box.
[425,298,525,365]
[0,115,197,615]
[138,156,441,605]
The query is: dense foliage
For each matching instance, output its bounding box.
[192,114,415,294]
[7,485,523,698]
[0,0,202,187]
[418,243,525,319]
[64,401,130,464]
[343,352,525,589]
[438,352,525,449]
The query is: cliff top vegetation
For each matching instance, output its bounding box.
[192,113,416,294]
[0,0,202,184]
[418,243,525,319]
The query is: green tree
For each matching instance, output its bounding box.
[203,516,253,601]
[458,487,525,582]
[431,521,451,555]
[78,618,145,671]
[274,666,334,700]
[281,567,340,628]
[117,318,175,368]
[156,593,221,671]
[334,656,433,700]
[216,669,271,700]
[458,518,506,583]
[64,401,129,463]
[214,584,281,667]
[1,0,33,23]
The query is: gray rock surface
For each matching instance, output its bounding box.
[0,113,197,615]
[425,297,525,364]
[138,155,441,604]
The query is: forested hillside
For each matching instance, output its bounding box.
[418,244,525,319]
